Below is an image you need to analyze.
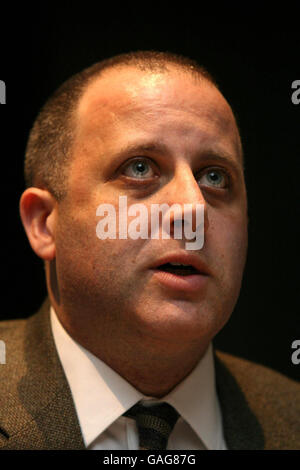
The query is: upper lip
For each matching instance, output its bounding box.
[151,252,210,275]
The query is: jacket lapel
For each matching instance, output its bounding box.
[0,299,85,449]
[0,299,265,449]
[214,350,265,450]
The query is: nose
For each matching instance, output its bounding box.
[162,164,209,244]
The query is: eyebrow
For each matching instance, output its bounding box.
[194,149,244,175]
[117,141,170,156]
[115,140,243,174]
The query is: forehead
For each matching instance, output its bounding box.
[75,66,242,159]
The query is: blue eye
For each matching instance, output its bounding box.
[198,169,227,188]
[123,159,155,179]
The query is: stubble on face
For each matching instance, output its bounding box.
[50,65,248,394]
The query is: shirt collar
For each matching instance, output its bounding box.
[162,341,223,450]
[50,306,223,449]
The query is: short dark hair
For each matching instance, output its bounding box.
[24,50,223,200]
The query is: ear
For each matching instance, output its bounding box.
[19,188,57,261]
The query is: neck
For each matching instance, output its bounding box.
[46,269,211,397]
[53,304,209,397]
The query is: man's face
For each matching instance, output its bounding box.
[53,67,248,354]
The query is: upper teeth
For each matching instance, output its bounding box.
[169,262,190,266]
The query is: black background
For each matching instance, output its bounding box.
[0,5,299,381]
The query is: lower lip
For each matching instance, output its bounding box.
[151,270,209,293]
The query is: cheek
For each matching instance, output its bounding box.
[55,205,144,284]
[204,213,248,333]
[208,210,248,280]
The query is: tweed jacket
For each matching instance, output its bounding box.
[0,299,299,450]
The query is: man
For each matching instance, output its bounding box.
[0,51,299,450]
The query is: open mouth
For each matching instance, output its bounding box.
[150,254,209,292]
[155,263,200,276]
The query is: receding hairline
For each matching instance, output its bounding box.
[24,52,244,201]
[75,62,217,119]
[73,63,244,163]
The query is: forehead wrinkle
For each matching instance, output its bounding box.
[76,68,243,163]
[120,106,241,164]
[115,139,240,169]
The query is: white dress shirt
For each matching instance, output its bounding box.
[50,307,227,450]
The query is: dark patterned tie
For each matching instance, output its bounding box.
[124,401,179,450]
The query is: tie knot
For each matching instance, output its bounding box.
[124,401,179,450]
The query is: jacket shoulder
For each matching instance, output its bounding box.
[0,301,85,449]
[0,316,28,338]
[0,316,29,366]
[0,309,49,407]
[216,349,299,392]
[215,350,300,449]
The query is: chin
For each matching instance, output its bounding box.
[135,300,220,344]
